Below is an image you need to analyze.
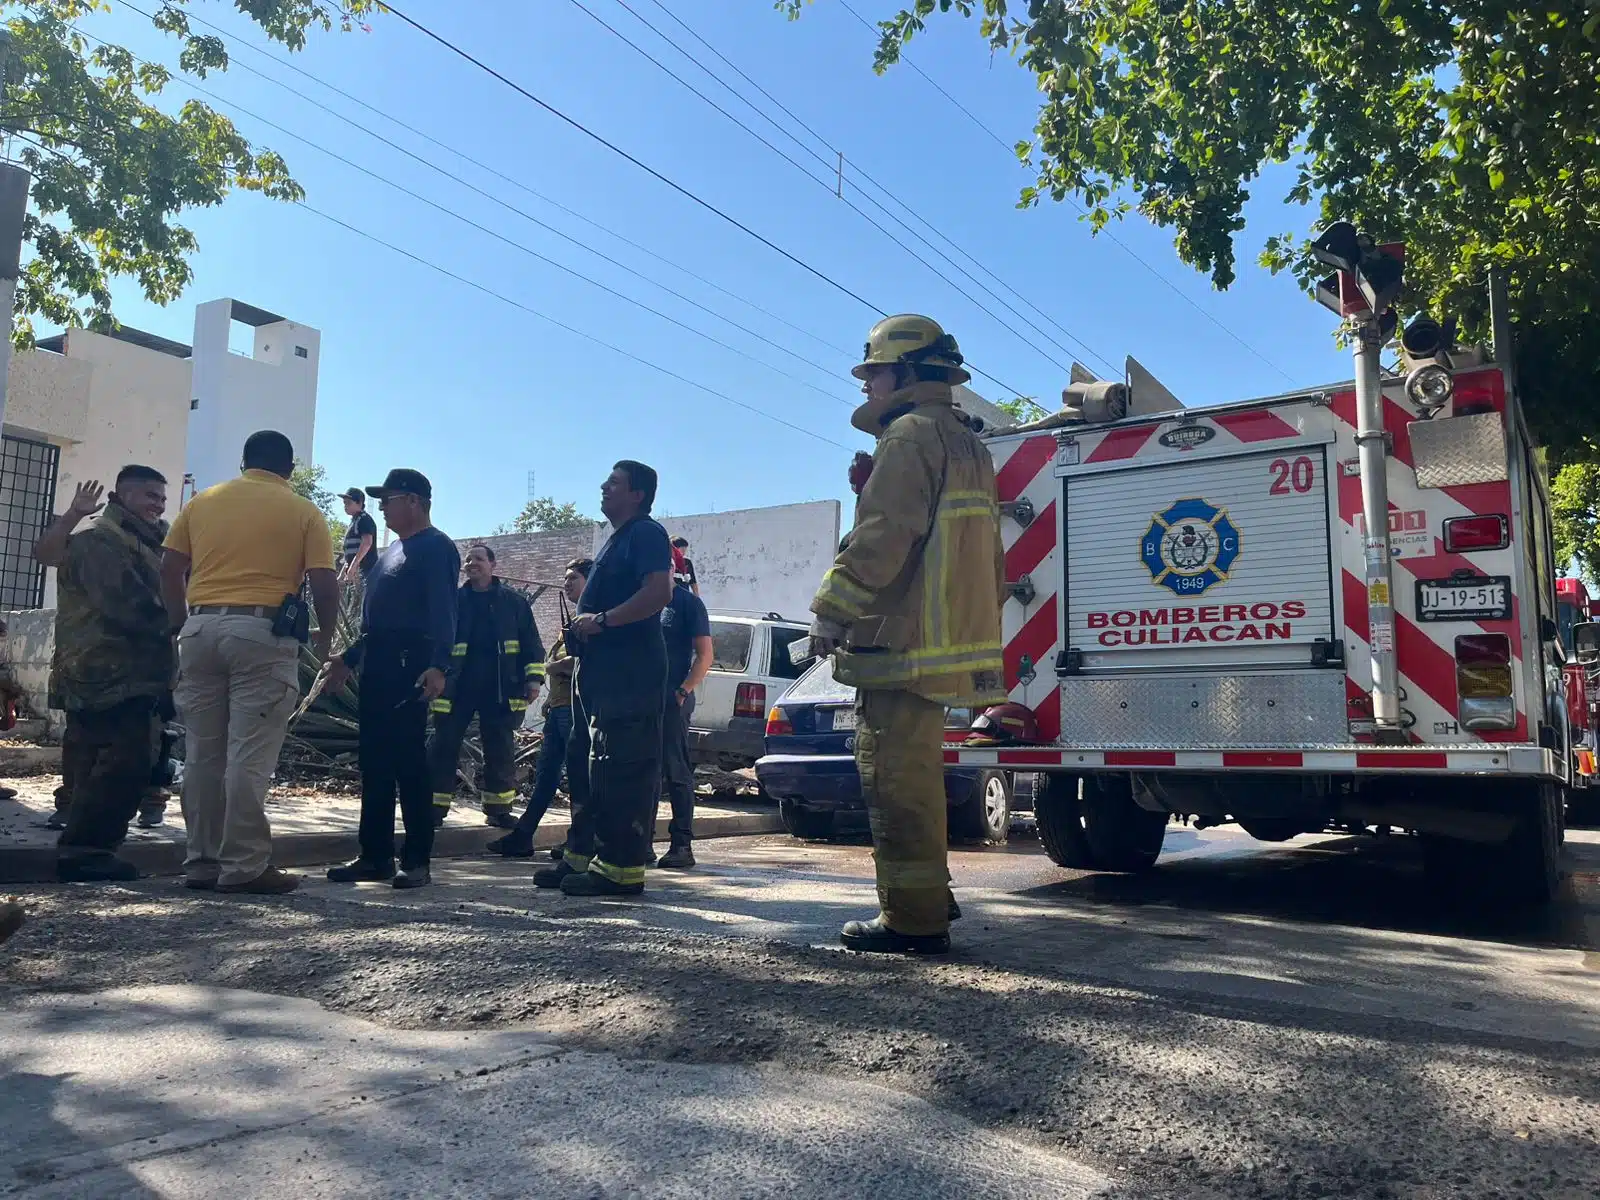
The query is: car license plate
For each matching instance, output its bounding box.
[1416,576,1511,621]
[826,707,857,731]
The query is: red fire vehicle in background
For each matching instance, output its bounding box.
[956,234,1571,904]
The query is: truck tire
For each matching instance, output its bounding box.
[1080,775,1167,873]
[779,799,835,841]
[949,770,1012,842]
[1033,774,1097,869]
[1423,782,1562,907]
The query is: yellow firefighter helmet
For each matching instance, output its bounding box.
[851,314,971,385]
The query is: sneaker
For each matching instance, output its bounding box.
[656,844,695,870]
[392,866,431,890]
[0,900,24,945]
[0,786,16,801]
[533,861,576,889]
[183,876,217,891]
[216,866,301,895]
[42,812,66,831]
[326,859,396,884]
[484,809,517,829]
[839,916,950,955]
[560,869,644,897]
[485,834,535,858]
[136,810,165,829]
[56,855,140,883]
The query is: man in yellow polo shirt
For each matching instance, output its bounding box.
[160,430,339,895]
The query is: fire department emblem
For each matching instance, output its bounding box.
[1140,497,1240,596]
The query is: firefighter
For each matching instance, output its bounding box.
[429,544,545,827]
[810,314,1007,954]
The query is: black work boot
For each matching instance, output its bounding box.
[326,859,395,883]
[432,807,449,829]
[392,865,431,890]
[136,808,165,829]
[483,808,516,829]
[656,843,695,870]
[486,833,535,857]
[533,860,577,889]
[547,844,566,862]
[57,854,140,883]
[840,917,950,955]
[560,869,643,897]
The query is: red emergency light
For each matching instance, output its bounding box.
[1443,515,1509,553]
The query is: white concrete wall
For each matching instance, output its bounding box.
[187,300,320,493]
[1,606,59,731]
[4,350,91,443]
[592,500,840,622]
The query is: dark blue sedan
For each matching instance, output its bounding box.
[755,657,1025,842]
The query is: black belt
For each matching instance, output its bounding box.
[188,604,273,618]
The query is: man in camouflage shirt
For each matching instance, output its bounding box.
[43,465,175,882]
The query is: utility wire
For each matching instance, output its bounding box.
[626,0,1120,380]
[377,1,1030,400]
[567,0,1086,381]
[834,0,1297,384]
[115,0,854,395]
[68,25,858,409]
[12,129,855,451]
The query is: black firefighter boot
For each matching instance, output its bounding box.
[840,917,951,956]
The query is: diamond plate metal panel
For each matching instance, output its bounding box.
[1059,672,1350,748]
[1409,412,1508,489]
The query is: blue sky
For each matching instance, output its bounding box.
[71,0,1350,539]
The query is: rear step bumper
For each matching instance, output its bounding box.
[947,744,1558,777]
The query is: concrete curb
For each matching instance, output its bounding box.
[0,807,784,885]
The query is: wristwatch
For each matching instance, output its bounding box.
[675,686,689,700]
[596,610,609,629]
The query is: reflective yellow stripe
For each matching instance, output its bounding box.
[563,850,592,871]
[502,639,520,653]
[432,793,453,807]
[524,663,545,678]
[508,699,529,712]
[589,859,647,885]
[451,642,468,657]
[481,790,516,803]
[815,566,873,620]
[430,698,452,713]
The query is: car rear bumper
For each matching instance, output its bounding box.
[689,718,768,763]
[755,753,983,812]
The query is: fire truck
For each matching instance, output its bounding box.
[955,238,1571,905]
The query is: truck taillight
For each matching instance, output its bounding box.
[1443,514,1508,552]
[1456,633,1515,730]
[765,706,793,736]
[736,682,767,719]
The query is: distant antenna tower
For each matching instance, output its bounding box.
[526,470,537,499]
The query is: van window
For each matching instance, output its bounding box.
[710,621,752,671]
[768,626,811,679]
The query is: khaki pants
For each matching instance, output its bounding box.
[855,688,950,936]
[176,614,300,886]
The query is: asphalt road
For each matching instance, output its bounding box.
[4,822,1599,1198]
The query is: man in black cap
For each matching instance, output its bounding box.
[323,469,460,889]
[338,487,378,596]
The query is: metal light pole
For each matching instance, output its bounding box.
[1351,314,1402,740]
[0,29,34,439]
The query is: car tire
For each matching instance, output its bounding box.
[1033,774,1097,869]
[779,799,835,841]
[950,769,1011,842]
[1079,775,1167,873]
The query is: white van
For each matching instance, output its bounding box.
[689,611,811,768]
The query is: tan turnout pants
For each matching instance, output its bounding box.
[854,687,950,936]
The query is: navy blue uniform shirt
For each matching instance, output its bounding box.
[661,583,711,688]
[357,526,461,672]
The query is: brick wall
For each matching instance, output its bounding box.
[454,527,595,647]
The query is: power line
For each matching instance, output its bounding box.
[376,1,1031,400]
[835,0,1297,384]
[12,129,856,451]
[625,0,1120,380]
[66,24,858,409]
[567,0,1092,381]
[114,0,854,397]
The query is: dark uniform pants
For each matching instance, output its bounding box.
[58,698,159,862]
[563,679,663,885]
[513,704,572,840]
[855,687,950,937]
[357,635,435,870]
[427,690,520,815]
[661,692,695,846]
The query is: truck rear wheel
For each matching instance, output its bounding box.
[1034,774,1096,869]
[1422,781,1562,907]
[1080,776,1168,872]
